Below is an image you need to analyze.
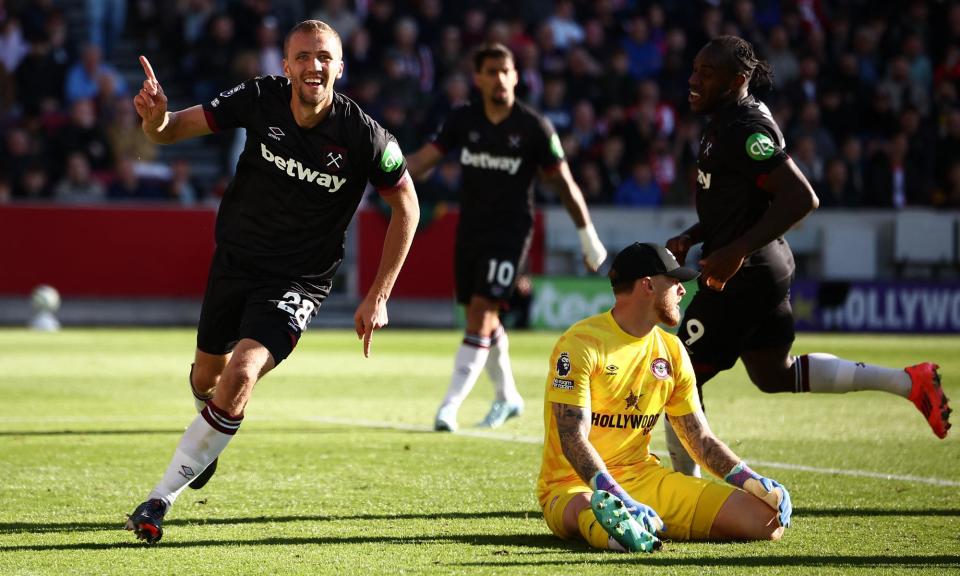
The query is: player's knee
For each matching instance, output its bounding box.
[750,373,794,394]
[190,363,218,397]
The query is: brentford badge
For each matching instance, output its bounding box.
[651,358,670,380]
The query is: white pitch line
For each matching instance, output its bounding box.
[303,415,960,488]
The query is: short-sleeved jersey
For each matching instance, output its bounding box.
[430,101,564,244]
[537,310,700,499]
[695,95,792,273]
[201,76,406,277]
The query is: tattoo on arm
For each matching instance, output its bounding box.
[553,402,606,483]
[669,409,740,478]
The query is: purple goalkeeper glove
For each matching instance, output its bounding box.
[725,462,792,528]
[590,471,665,534]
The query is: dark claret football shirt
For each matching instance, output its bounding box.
[695,95,793,276]
[430,100,564,246]
[202,76,406,278]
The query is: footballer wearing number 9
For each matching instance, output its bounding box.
[664,36,950,479]
[124,20,419,544]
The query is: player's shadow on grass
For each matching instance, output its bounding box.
[455,555,960,569]
[0,510,540,535]
[8,506,959,536]
[0,532,572,553]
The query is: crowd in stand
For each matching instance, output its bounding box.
[1,0,958,209]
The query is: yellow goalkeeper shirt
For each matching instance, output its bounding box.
[537,309,700,502]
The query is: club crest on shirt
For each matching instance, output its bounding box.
[556,352,571,376]
[605,364,619,376]
[651,358,670,380]
[321,145,347,173]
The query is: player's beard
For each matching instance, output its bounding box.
[655,293,682,327]
[295,77,331,107]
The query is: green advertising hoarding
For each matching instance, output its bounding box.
[530,277,699,331]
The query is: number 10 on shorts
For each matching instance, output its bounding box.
[487,259,515,287]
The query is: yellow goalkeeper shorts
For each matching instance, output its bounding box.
[541,463,734,541]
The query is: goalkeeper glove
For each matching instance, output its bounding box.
[591,471,665,534]
[578,224,607,272]
[724,462,792,528]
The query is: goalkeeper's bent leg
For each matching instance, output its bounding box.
[577,505,623,550]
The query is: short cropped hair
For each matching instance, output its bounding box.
[472,42,514,72]
[283,20,342,59]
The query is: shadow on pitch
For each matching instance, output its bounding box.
[0,426,370,437]
[0,510,539,535]
[0,532,571,553]
[454,555,960,569]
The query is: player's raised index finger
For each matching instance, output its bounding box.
[139,55,158,82]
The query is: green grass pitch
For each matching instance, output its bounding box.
[1,328,957,575]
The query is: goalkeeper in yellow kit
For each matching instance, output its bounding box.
[538,243,792,552]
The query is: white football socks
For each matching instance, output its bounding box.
[147,403,241,507]
[664,416,701,478]
[439,335,491,410]
[799,353,911,397]
[485,326,522,404]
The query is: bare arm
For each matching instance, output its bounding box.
[539,161,590,229]
[699,158,819,289]
[553,401,606,483]
[540,161,607,271]
[353,171,420,357]
[404,143,444,181]
[732,157,819,255]
[134,56,212,145]
[666,407,742,479]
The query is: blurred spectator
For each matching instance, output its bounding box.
[621,15,662,80]
[380,99,418,153]
[434,25,465,82]
[614,159,661,206]
[108,155,166,201]
[14,13,71,118]
[168,158,200,206]
[792,135,824,190]
[311,0,359,42]
[569,100,600,152]
[865,132,930,208]
[790,101,837,161]
[191,13,239,101]
[939,160,960,207]
[545,0,583,51]
[765,26,799,86]
[0,17,29,76]
[576,160,611,205]
[52,98,113,177]
[64,44,127,104]
[344,27,377,85]
[3,127,40,195]
[819,158,859,207]
[515,41,543,106]
[54,152,105,203]
[840,136,867,202]
[256,18,284,77]
[541,75,571,134]
[16,162,52,200]
[386,16,434,93]
[86,0,125,57]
